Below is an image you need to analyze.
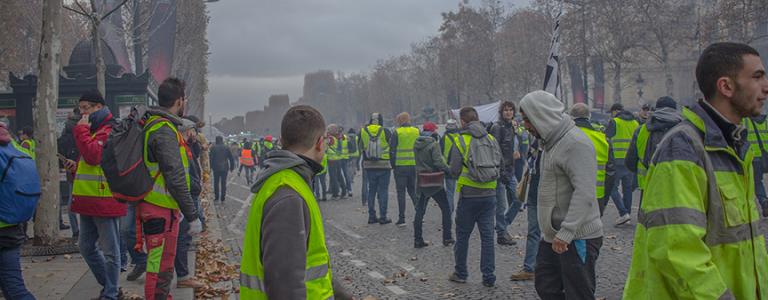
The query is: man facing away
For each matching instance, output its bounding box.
[520,91,604,300]
[623,42,768,300]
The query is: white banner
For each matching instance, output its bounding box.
[450,101,501,124]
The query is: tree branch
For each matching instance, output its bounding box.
[63,5,89,17]
[74,0,90,15]
[101,0,129,20]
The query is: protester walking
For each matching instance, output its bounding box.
[623,42,768,300]
[510,137,542,281]
[489,100,522,246]
[239,141,257,185]
[210,136,236,202]
[441,119,460,213]
[391,112,419,226]
[520,91,604,300]
[606,103,640,225]
[412,122,453,248]
[361,113,393,224]
[447,107,502,287]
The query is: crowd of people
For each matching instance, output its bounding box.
[1,41,767,300]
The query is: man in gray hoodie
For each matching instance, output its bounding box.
[519,91,604,300]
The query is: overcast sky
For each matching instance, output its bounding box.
[205,0,530,121]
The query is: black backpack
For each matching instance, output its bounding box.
[101,107,168,202]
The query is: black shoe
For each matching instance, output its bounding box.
[349,192,354,197]
[340,194,348,199]
[497,236,517,246]
[396,220,407,227]
[126,264,146,281]
[762,201,768,218]
[379,218,392,225]
[331,195,339,200]
[443,239,455,247]
[448,273,467,283]
[60,224,70,230]
[368,218,378,224]
[482,281,495,287]
[414,240,430,248]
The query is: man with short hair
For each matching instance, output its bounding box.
[68,90,127,300]
[441,119,460,213]
[209,136,236,202]
[391,112,420,226]
[489,101,522,246]
[606,102,639,225]
[520,91,604,299]
[139,78,201,300]
[624,42,768,300]
[240,105,351,299]
[361,113,393,224]
[448,107,501,287]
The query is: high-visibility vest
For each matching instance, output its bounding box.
[11,140,33,158]
[318,154,328,175]
[360,125,390,160]
[142,116,191,209]
[240,149,255,166]
[394,126,419,166]
[20,139,35,160]
[442,132,458,160]
[240,169,334,299]
[453,133,498,191]
[746,117,768,158]
[72,131,112,199]
[517,127,529,146]
[326,136,340,161]
[578,126,609,199]
[339,135,350,160]
[635,125,651,190]
[611,117,639,160]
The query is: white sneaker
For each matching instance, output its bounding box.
[615,214,631,226]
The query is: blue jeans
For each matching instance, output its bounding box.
[79,215,121,300]
[414,190,452,243]
[495,176,522,237]
[366,169,391,220]
[754,159,767,204]
[445,178,457,213]
[609,164,634,216]
[0,245,35,300]
[313,173,328,200]
[62,180,79,238]
[175,218,192,279]
[120,205,147,267]
[524,174,541,272]
[361,168,369,206]
[454,195,496,284]
[394,166,417,222]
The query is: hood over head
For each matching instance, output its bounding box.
[519,91,572,143]
[414,133,437,150]
[647,107,682,132]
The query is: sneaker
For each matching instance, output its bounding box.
[615,214,631,226]
[414,240,430,248]
[331,195,339,200]
[443,239,455,247]
[396,220,407,227]
[510,270,535,281]
[177,277,206,289]
[368,218,378,224]
[60,224,70,230]
[126,264,146,281]
[120,265,128,273]
[482,281,495,287]
[379,218,392,225]
[349,192,354,197]
[497,236,517,246]
[448,273,467,283]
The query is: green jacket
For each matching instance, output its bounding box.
[413,133,449,198]
[623,102,768,300]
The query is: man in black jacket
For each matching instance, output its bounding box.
[490,101,522,245]
[209,136,235,202]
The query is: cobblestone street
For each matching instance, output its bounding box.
[216,171,768,300]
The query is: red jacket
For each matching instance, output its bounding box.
[70,115,127,217]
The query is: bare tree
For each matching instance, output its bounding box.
[33,0,63,245]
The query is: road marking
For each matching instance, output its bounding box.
[385,286,408,295]
[339,250,351,256]
[327,220,363,239]
[367,271,385,279]
[350,260,367,267]
[226,194,251,235]
[226,195,247,204]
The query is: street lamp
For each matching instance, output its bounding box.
[635,73,645,100]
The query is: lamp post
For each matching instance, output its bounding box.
[635,73,645,102]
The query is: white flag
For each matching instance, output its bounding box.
[543,9,562,100]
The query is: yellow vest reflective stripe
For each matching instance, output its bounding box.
[12,140,33,159]
[746,117,768,158]
[395,126,419,166]
[453,134,497,191]
[72,132,113,198]
[240,169,333,299]
[611,118,639,159]
[20,139,35,159]
[360,125,390,160]
[318,154,328,175]
[579,127,609,199]
[340,135,350,160]
[325,136,340,161]
[442,133,458,161]
[635,125,650,190]
[142,116,190,209]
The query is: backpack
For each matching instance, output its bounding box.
[458,134,502,183]
[347,134,358,154]
[101,106,168,202]
[0,143,40,225]
[364,127,385,160]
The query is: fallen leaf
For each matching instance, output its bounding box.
[63,254,72,260]
[420,277,428,282]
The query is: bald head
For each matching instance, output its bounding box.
[570,103,590,119]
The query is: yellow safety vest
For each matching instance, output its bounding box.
[635,125,651,190]
[611,117,639,160]
[360,125,390,160]
[442,132,458,161]
[453,133,498,191]
[340,135,350,160]
[142,116,190,209]
[20,139,35,160]
[325,136,340,161]
[579,127,609,199]
[318,154,328,175]
[394,126,419,166]
[240,169,334,299]
[72,132,113,199]
[746,117,768,158]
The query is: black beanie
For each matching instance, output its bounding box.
[655,96,677,110]
[79,90,105,105]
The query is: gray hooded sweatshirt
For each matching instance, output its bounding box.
[519,91,603,244]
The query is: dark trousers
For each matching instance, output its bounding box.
[413,190,452,243]
[454,195,496,284]
[328,160,346,197]
[609,165,633,216]
[0,246,35,300]
[361,169,369,206]
[313,173,328,200]
[394,166,416,221]
[340,159,352,194]
[174,218,192,279]
[240,165,255,184]
[213,170,228,201]
[366,169,391,220]
[535,237,603,300]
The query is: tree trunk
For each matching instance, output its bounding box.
[33,0,63,245]
[660,44,674,98]
[612,62,622,104]
[92,18,106,96]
